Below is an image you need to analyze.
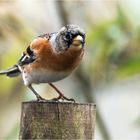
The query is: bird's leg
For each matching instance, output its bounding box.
[28,85,46,101]
[48,83,75,102]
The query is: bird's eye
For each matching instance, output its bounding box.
[65,34,71,40]
[64,32,72,41]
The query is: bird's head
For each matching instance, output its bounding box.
[56,25,85,52]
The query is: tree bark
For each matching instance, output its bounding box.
[19,101,96,139]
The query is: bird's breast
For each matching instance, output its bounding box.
[38,48,84,72]
[22,68,71,85]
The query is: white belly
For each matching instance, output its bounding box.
[22,69,71,86]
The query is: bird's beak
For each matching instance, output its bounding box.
[72,35,84,46]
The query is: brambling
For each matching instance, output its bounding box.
[0,25,85,102]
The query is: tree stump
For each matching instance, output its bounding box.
[19,101,96,139]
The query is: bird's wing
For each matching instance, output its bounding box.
[18,33,56,66]
[0,45,36,77]
[17,46,36,66]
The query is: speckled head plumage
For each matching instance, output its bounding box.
[55,25,85,52]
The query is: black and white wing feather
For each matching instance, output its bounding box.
[18,46,36,66]
[0,46,36,77]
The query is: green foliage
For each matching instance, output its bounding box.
[86,5,140,84]
[117,56,140,78]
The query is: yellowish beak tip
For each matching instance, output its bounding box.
[72,35,84,46]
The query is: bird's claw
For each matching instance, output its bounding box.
[36,95,75,103]
[36,96,48,102]
[51,96,75,103]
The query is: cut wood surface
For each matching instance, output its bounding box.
[19,101,96,139]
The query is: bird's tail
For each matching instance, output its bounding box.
[0,65,21,77]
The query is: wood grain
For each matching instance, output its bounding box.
[19,101,96,139]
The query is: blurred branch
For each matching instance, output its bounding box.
[55,1,111,139]
[56,1,69,25]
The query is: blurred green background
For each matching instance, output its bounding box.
[0,0,140,139]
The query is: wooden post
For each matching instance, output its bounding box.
[19,101,96,139]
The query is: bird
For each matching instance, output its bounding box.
[0,25,85,102]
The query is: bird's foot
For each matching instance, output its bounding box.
[48,83,75,103]
[51,95,75,103]
[36,95,48,102]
